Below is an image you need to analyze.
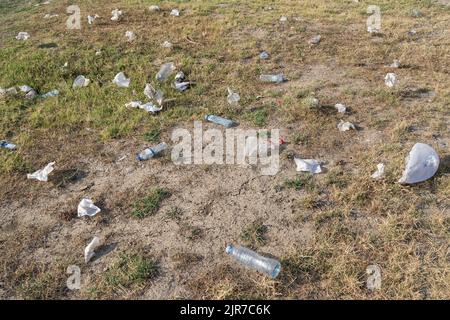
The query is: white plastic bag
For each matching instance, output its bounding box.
[125,101,162,113]
[227,87,240,105]
[398,143,439,184]
[335,103,347,113]
[84,236,102,263]
[309,35,321,45]
[16,32,30,40]
[73,75,90,88]
[78,199,101,217]
[170,9,180,16]
[371,163,385,180]
[125,31,135,42]
[112,72,130,87]
[385,73,397,88]
[294,158,322,174]
[156,62,175,82]
[149,5,160,12]
[338,120,356,132]
[27,162,55,182]
[111,9,123,21]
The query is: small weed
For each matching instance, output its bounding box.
[240,220,268,248]
[131,188,171,219]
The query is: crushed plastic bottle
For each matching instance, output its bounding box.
[170,9,180,16]
[149,5,160,12]
[156,63,176,82]
[113,72,130,87]
[204,115,236,128]
[73,75,90,88]
[226,245,281,278]
[259,74,286,83]
[294,158,322,174]
[137,142,168,161]
[0,140,16,150]
[309,35,321,45]
[173,71,191,92]
[19,85,37,99]
[227,87,240,105]
[398,143,439,184]
[40,89,59,98]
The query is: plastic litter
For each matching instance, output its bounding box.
[309,35,321,45]
[227,87,240,105]
[294,158,322,174]
[125,101,162,113]
[226,245,281,278]
[78,199,101,217]
[170,9,180,16]
[27,162,55,182]
[144,84,164,105]
[149,5,160,12]
[173,71,191,92]
[259,74,286,83]
[390,59,400,68]
[0,87,17,96]
[371,163,385,180]
[385,73,397,88]
[44,14,59,19]
[84,236,102,263]
[280,16,287,23]
[156,63,175,82]
[87,14,99,24]
[111,9,123,21]
[398,143,439,184]
[0,140,16,150]
[19,85,37,99]
[125,31,136,42]
[338,120,356,132]
[137,142,168,161]
[73,75,90,88]
[40,89,59,98]
[335,103,347,113]
[162,41,173,49]
[411,9,422,18]
[259,51,270,60]
[112,72,130,88]
[205,115,236,128]
[16,32,30,40]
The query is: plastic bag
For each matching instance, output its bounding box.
[156,63,175,82]
[84,236,102,263]
[27,162,55,182]
[335,103,347,113]
[112,72,130,87]
[338,120,356,132]
[73,75,90,88]
[125,101,162,113]
[294,158,322,174]
[309,35,321,45]
[78,199,101,217]
[111,9,123,21]
[385,73,397,88]
[398,143,439,184]
[16,32,30,40]
[227,87,240,105]
[125,31,135,42]
[371,163,385,180]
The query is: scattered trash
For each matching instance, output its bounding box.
[173,71,191,92]
[205,115,237,128]
[338,120,356,132]
[280,16,287,23]
[144,84,164,105]
[112,72,130,88]
[335,103,347,113]
[41,89,59,98]
[44,14,59,19]
[390,59,400,68]
[0,140,16,150]
[111,9,123,21]
[398,143,439,184]
[73,75,90,88]
[125,31,136,42]
[19,85,37,99]
[309,35,321,45]
[259,74,286,83]
[170,9,180,16]
[227,87,240,105]
[162,41,173,49]
[87,14,99,24]
[0,87,17,96]
[95,50,101,56]
[149,5,160,12]
[226,245,281,278]
[78,199,101,217]
[27,162,55,182]
[371,163,385,180]
[294,158,322,174]
[259,51,270,60]
[385,73,397,88]
[137,142,168,161]
[16,32,30,40]
[125,101,162,113]
[156,62,175,82]
[84,236,102,263]
[408,29,417,36]
[366,264,382,291]
[63,62,69,67]
[411,9,422,17]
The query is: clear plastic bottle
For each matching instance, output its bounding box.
[259,74,286,83]
[0,140,16,150]
[136,142,168,161]
[204,115,236,128]
[226,245,281,278]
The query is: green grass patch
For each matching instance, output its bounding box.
[131,188,171,219]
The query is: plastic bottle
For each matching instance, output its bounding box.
[226,245,281,278]
[0,140,16,150]
[204,115,236,128]
[259,74,286,83]
[136,142,168,161]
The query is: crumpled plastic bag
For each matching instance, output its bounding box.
[280,16,287,23]
[259,51,270,60]
[144,84,164,105]
[227,87,240,105]
[27,162,55,182]
[173,71,191,92]
[398,143,439,184]
[125,101,162,113]
[338,120,356,132]
[16,32,30,40]
[125,31,135,42]
[78,198,101,217]
[294,158,322,174]
[111,9,123,21]
[149,5,160,12]
[156,62,175,82]
[162,41,173,49]
[113,72,130,87]
[170,9,180,16]
[73,75,90,88]
[309,35,321,45]
[335,103,347,113]
[371,163,385,180]
[84,236,102,263]
[385,73,397,88]
[0,140,16,150]
[87,14,99,24]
